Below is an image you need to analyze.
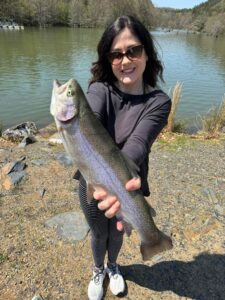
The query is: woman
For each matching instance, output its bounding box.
[75,15,171,300]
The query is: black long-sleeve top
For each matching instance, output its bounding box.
[77,81,171,196]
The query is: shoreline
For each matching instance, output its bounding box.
[0,126,224,299]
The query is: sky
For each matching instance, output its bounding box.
[152,0,207,9]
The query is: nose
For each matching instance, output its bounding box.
[121,54,131,64]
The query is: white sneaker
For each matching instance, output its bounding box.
[106,263,125,295]
[88,266,106,300]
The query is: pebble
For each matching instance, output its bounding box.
[214,204,224,216]
[32,295,44,300]
[55,153,73,167]
[31,159,47,166]
[38,188,46,198]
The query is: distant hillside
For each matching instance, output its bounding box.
[155,0,225,36]
[0,0,155,28]
[0,0,224,35]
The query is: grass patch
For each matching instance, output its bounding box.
[0,253,9,264]
[157,133,191,150]
[173,120,187,133]
[198,95,225,138]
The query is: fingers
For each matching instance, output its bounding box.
[93,186,107,200]
[92,177,141,222]
[93,187,120,218]
[104,200,120,218]
[116,221,124,231]
[97,194,120,219]
[97,195,117,211]
[125,177,141,191]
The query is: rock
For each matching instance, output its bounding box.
[1,171,26,190]
[31,159,47,166]
[2,122,38,143]
[0,158,27,190]
[45,211,89,243]
[8,171,26,185]
[18,134,37,147]
[1,157,26,175]
[55,153,73,166]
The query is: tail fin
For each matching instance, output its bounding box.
[140,232,173,261]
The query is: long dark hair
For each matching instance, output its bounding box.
[90,15,164,87]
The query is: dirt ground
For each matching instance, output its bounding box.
[0,130,225,300]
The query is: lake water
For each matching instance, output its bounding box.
[0,28,225,132]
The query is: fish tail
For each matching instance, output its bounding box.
[140,232,173,261]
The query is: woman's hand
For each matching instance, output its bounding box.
[93,177,141,231]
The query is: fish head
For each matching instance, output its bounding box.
[50,78,81,127]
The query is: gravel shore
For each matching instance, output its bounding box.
[0,132,224,300]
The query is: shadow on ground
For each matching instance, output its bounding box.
[121,253,225,300]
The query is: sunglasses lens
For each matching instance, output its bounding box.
[108,52,123,64]
[108,45,144,65]
[127,45,144,59]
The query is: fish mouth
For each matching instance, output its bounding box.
[57,116,76,124]
[56,105,76,123]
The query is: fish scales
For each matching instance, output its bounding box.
[61,122,154,234]
[50,78,173,261]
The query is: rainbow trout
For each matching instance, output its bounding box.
[50,79,173,261]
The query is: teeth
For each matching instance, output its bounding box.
[122,68,134,74]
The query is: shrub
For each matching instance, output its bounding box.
[199,95,225,137]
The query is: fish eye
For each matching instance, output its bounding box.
[67,89,74,97]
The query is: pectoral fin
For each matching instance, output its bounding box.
[148,204,156,217]
[122,221,133,237]
[116,212,133,236]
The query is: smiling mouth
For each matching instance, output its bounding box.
[121,67,135,74]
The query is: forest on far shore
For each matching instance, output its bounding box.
[0,0,225,36]
[0,0,155,28]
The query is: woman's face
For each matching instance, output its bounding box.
[109,27,148,94]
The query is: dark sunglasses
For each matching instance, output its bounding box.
[107,44,144,65]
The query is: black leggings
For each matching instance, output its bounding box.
[79,177,124,268]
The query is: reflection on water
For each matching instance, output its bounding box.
[0,28,224,131]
